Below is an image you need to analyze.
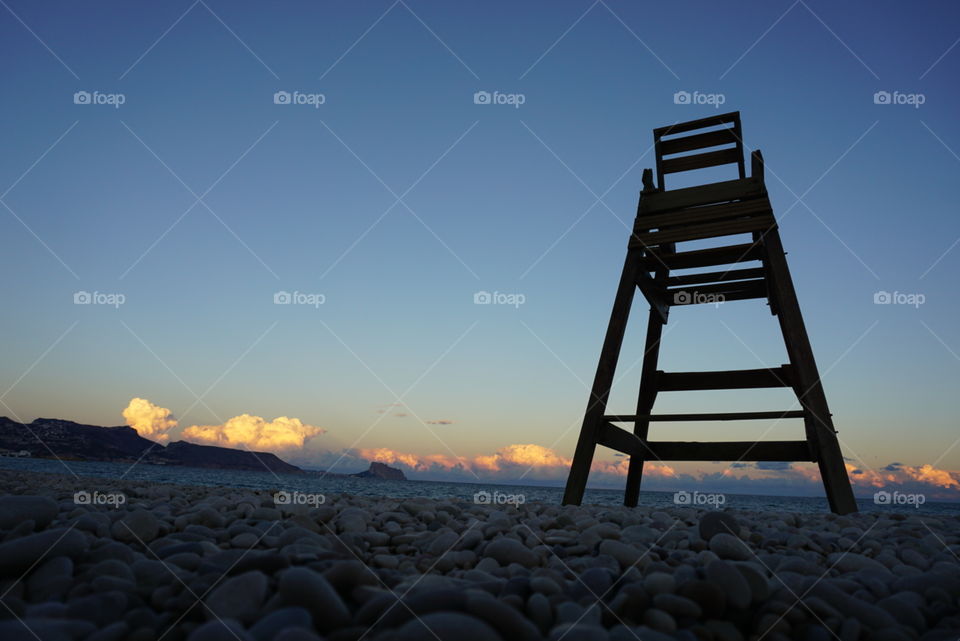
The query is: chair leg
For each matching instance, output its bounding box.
[624,307,665,507]
[563,250,642,505]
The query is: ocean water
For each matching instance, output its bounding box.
[1,457,957,516]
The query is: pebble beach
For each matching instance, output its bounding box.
[0,470,957,641]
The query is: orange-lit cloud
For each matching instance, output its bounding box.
[122,397,176,443]
[182,414,324,451]
[121,398,324,452]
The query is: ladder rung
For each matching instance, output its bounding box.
[635,198,771,233]
[657,366,793,391]
[595,424,815,461]
[659,128,739,157]
[604,410,805,422]
[640,243,762,270]
[639,177,765,215]
[631,215,775,248]
[668,279,767,304]
[661,148,741,175]
[667,267,765,287]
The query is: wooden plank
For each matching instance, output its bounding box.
[640,177,765,215]
[635,198,771,232]
[668,267,765,286]
[661,148,741,175]
[632,215,775,247]
[562,249,643,506]
[659,128,739,156]
[639,243,762,270]
[645,440,815,462]
[605,410,806,422]
[668,279,767,304]
[653,112,739,137]
[596,422,643,456]
[657,366,792,391]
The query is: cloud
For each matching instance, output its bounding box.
[122,398,176,443]
[182,414,325,451]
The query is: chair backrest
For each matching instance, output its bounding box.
[653,112,745,190]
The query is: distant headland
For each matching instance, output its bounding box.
[0,416,405,480]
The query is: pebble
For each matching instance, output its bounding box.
[111,509,159,543]
[394,612,501,641]
[278,567,350,632]
[0,495,58,529]
[204,571,268,623]
[705,560,752,609]
[187,619,253,641]
[699,511,740,542]
[0,528,87,574]
[643,571,676,594]
[484,537,537,567]
[709,532,752,560]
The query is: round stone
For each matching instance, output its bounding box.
[204,571,268,624]
[699,512,740,542]
[112,510,159,543]
[709,533,752,561]
[278,567,350,632]
[705,560,751,609]
[483,537,537,567]
[0,495,58,529]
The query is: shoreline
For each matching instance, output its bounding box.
[0,469,958,641]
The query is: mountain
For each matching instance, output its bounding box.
[146,440,300,474]
[0,416,300,474]
[351,461,406,480]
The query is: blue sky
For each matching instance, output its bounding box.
[2,1,959,497]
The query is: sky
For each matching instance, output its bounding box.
[1,1,959,500]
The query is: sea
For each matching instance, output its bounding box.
[1,457,957,516]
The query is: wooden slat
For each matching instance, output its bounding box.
[605,410,805,422]
[632,215,775,247]
[639,243,762,270]
[668,267,765,286]
[662,148,741,175]
[645,440,815,462]
[659,128,739,156]
[668,279,767,304]
[596,424,814,461]
[657,366,792,391]
[640,177,765,215]
[653,112,740,137]
[635,198,771,233]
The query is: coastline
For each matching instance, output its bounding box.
[0,469,958,641]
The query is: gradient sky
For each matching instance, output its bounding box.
[2,1,959,498]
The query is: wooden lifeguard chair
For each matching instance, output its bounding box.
[562,112,858,515]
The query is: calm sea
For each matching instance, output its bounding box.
[1,457,957,516]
